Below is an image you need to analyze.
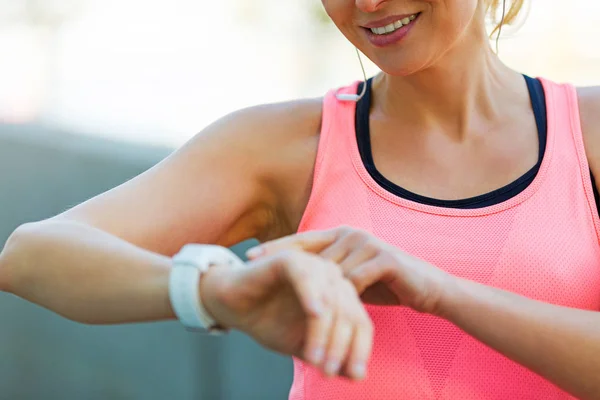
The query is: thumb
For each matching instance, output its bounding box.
[246,230,338,259]
[347,260,395,294]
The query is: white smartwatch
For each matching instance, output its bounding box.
[169,244,245,334]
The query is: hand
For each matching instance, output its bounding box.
[247,226,454,315]
[199,249,373,380]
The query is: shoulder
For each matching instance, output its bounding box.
[222,96,326,187]
[190,97,326,237]
[577,86,600,133]
[181,96,325,181]
[577,87,600,176]
[213,97,323,140]
[193,97,323,162]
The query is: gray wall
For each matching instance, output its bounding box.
[0,124,293,400]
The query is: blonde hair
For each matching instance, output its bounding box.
[486,0,525,37]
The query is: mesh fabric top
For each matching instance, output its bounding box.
[289,79,600,400]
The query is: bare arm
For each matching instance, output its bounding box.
[438,278,600,400]
[255,219,600,399]
[437,87,600,399]
[1,220,174,324]
[0,99,322,324]
[435,87,600,399]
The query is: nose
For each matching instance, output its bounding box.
[355,0,390,13]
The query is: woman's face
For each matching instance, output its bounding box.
[321,0,486,76]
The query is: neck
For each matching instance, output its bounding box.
[372,24,523,139]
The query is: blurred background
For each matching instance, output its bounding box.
[0,0,598,399]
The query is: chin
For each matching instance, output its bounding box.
[368,52,433,77]
[379,62,425,77]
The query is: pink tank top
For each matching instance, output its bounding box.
[290,78,600,400]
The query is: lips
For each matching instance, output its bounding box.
[362,12,421,47]
[367,13,418,35]
[362,13,420,29]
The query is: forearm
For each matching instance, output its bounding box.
[441,277,600,400]
[0,220,175,324]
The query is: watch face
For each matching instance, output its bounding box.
[228,239,260,262]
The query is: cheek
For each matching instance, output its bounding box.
[321,0,349,21]
[321,0,356,36]
[442,0,480,36]
[418,0,480,59]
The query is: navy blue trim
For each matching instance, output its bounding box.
[591,171,600,216]
[355,75,547,209]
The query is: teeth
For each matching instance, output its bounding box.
[369,14,418,36]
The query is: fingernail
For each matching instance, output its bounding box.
[324,360,340,376]
[311,347,324,364]
[352,363,366,380]
[246,246,264,259]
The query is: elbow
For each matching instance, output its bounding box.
[0,221,105,325]
[0,222,47,294]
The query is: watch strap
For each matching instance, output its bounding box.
[169,245,244,333]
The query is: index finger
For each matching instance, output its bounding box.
[246,229,339,259]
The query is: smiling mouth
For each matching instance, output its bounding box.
[366,13,421,35]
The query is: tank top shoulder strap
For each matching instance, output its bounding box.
[298,82,361,232]
[300,79,600,240]
[539,77,600,239]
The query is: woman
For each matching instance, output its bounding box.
[1,0,600,398]
[246,1,600,399]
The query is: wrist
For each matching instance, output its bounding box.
[170,244,246,332]
[198,263,237,330]
[435,275,467,320]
